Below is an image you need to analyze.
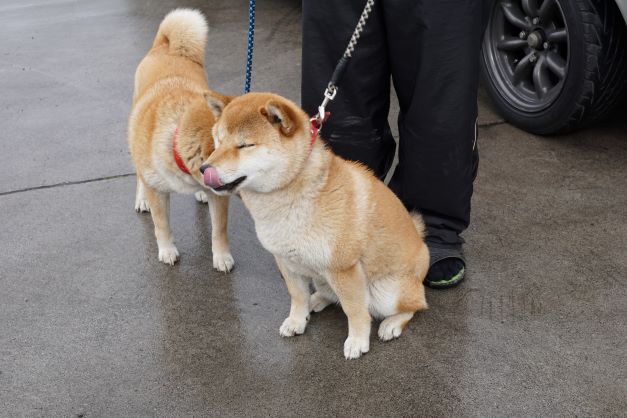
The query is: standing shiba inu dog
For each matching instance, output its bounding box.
[200,92,429,359]
[128,9,234,271]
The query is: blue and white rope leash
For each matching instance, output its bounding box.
[244,0,255,93]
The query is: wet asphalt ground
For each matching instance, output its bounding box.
[1,0,626,416]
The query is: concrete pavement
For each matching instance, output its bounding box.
[1,0,626,416]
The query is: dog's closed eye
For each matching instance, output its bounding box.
[237,143,256,149]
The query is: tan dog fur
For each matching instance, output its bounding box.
[128,9,234,270]
[203,92,429,359]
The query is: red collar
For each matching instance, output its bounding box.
[309,119,320,148]
[172,120,191,175]
[309,112,329,150]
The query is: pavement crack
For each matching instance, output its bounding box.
[0,173,136,197]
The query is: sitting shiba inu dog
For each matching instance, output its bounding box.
[128,9,234,271]
[200,92,429,359]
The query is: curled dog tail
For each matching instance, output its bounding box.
[411,211,430,285]
[410,211,426,240]
[153,8,208,64]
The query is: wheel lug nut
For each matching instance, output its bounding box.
[543,42,549,50]
[519,31,527,39]
[532,17,540,25]
[529,54,537,63]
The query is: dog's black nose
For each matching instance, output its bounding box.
[199,164,212,174]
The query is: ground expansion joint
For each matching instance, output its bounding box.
[0,173,136,197]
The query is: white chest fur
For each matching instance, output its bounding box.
[242,191,333,275]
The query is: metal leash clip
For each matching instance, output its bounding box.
[315,84,337,125]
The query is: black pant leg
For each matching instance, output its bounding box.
[384,0,483,247]
[301,0,395,178]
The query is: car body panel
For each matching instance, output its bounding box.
[617,0,627,24]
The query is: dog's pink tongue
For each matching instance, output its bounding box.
[203,167,223,188]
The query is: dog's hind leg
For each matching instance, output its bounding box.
[134,177,150,213]
[144,185,178,265]
[378,312,415,341]
[378,273,427,342]
[310,276,337,313]
[207,193,234,272]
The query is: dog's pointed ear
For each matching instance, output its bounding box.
[259,100,297,137]
[204,90,232,118]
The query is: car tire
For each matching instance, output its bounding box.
[481,0,627,135]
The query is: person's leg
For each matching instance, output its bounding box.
[301,0,395,179]
[384,0,484,287]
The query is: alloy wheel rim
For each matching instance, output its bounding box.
[484,0,570,112]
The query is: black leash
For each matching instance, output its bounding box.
[312,0,376,127]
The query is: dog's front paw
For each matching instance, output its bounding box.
[194,191,209,203]
[213,251,234,272]
[158,245,179,265]
[279,316,308,337]
[310,292,332,313]
[134,198,150,213]
[343,336,369,359]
